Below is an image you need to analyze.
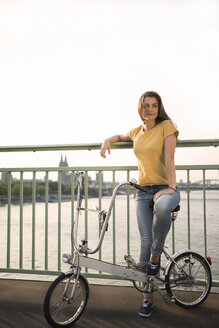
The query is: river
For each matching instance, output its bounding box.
[0,190,218,284]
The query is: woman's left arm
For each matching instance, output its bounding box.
[164,134,177,190]
[153,134,177,202]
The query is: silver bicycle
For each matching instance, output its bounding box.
[44,172,212,328]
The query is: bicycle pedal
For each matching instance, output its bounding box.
[124,254,136,266]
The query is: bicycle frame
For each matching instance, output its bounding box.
[44,173,212,328]
[69,172,206,290]
[65,172,171,292]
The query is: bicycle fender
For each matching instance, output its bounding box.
[164,250,211,277]
[62,270,89,282]
[62,270,75,276]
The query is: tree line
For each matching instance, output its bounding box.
[0,181,72,197]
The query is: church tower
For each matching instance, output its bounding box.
[59,153,71,185]
[59,154,68,167]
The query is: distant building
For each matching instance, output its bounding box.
[59,154,71,185]
[95,172,103,184]
[1,172,9,184]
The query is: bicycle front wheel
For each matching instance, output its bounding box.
[44,273,89,328]
[165,251,212,308]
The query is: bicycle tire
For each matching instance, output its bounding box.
[44,273,89,328]
[165,251,212,308]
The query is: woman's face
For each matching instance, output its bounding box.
[141,96,159,122]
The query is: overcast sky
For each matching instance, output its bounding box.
[0,0,218,181]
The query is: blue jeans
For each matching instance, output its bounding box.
[135,185,180,299]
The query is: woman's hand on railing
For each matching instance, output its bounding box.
[100,139,111,158]
[100,134,131,158]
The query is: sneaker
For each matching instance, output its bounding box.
[138,301,153,318]
[146,261,160,277]
[133,262,147,272]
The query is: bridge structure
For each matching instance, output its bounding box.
[178,178,219,190]
[193,179,219,186]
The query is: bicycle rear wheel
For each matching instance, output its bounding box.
[165,251,212,308]
[44,273,89,328]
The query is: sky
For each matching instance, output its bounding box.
[0,0,219,182]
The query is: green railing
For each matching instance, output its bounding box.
[0,138,219,153]
[0,139,219,287]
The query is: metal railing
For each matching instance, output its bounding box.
[0,138,219,153]
[0,139,219,287]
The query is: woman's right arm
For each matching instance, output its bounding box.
[100,133,131,158]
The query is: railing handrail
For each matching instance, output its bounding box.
[0,164,219,172]
[0,139,219,152]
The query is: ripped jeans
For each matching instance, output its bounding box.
[135,185,180,299]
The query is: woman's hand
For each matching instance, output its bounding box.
[100,139,111,158]
[100,134,131,158]
[153,187,175,202]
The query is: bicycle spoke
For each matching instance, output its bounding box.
[44,273,89,327]
[166,252,211,308]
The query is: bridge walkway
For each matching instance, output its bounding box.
[0,279,218,328]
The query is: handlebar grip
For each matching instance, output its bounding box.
[129,182,148,193]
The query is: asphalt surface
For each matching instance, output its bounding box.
[0,279,218,328]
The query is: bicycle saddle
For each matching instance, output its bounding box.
[172,205,180,213]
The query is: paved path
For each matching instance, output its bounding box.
[0,279,218,328]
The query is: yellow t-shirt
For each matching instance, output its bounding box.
[128,120,179,186]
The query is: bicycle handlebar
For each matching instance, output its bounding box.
[129,179,149,193]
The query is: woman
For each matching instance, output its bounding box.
[100,91,180,318]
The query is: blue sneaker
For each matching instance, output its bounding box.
[138,301,153,317]
[146,261,160,277]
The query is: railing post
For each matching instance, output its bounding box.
[32,172,36,270]
[126,170,130,256]
[98,170,102,262]
[19,172,23,269]
[71,171,75,257]
[187,170,191,249]
[203,170,207,256]
[58,171,62,271]
[7,172,12,269]
[84,171,89,274]
[112,170,116,264]
[45,171,49,271]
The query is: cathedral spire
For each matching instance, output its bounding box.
[59,153,68,167]
[58,153,71,185]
